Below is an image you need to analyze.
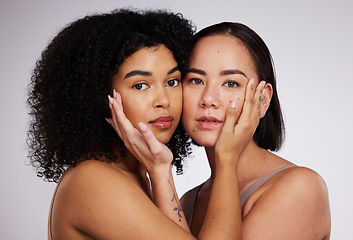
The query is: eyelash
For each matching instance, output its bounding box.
[223,80,239,88]
[188,78,239,89]
[188,78,204,85]
[133,83,148,90]
[166,79,180,87]
[132,79,180,90]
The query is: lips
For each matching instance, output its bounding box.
[149,116,174,129]
[196,116,223,129]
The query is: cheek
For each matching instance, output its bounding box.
[121,97,147,128]
[223,89,245,106]
[172,89,183,115]
[182,91,198,120]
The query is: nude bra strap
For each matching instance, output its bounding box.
[240,164,296,212]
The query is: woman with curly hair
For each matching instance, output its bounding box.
[27,9,265,239]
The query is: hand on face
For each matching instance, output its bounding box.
[107,90,173,175]
[214,79,266,165]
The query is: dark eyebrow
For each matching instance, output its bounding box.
[185,68,206,75]
[220,69,248,79]
[124,66,179,79]
[168,66,180,75]
[124,70,151,79]
[186,68,248,79]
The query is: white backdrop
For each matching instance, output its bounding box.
[1,0,352,239]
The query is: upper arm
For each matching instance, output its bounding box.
[242,167,331,240]
[53,161,194,240]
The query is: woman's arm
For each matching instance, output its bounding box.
[108,92,190,230]
[201,79,265,239]
[107,79,265,239]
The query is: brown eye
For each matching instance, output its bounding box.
[189,78,204,85]
[166,79,180,87]
[224,81,239,88]
[133,83,148,90]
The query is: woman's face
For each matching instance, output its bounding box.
[112,45,182,144]
[182,35,259,147]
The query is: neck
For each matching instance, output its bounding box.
[113,149,151,195]
[117,150,145,174]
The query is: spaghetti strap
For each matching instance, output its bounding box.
[240,164,296,213]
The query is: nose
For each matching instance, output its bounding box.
[200,84,220,108]
[153,87,170,109]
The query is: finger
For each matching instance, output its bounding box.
[254,80,266,116]
[110,92,135,133]
[108,97,125,139]
[109,93,137,143]
[138,122,163,154]
[237,79,255,123]
[245,81,266,135]
[242,79,265,116]
[222,100,239,133]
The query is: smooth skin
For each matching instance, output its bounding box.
[181,35,331,239]
[49,44,265,239]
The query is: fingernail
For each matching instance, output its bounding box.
[108,95,113,109]
[105,118,111,124]
[113,89,117,99]
[138,122,148,132]
[230,100,236,108]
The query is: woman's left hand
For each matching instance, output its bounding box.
[215,79,266,164]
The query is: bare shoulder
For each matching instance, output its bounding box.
[65,159,124,179]
[243,166,331,239]
[52,160,194,239]
[52,160,152,239]
[56,160,148,216]
[276,166,329,197]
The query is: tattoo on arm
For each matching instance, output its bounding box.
[168,180,183,222]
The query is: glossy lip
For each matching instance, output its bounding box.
[196,116,223,129]
[149,116,174,129]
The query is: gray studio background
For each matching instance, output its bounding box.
[1,0,352,239]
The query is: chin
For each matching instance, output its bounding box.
[191,136,217,148]
[155,133,173,145]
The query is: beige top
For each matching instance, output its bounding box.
[183,165,296,226]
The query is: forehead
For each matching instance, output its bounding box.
[121,45,176,69]
[189,35,256,73]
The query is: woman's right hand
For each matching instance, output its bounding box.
[107,90,190,230]
[215,79,266,164]
[107,90,173,175]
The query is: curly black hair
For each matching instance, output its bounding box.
[27,8,195,182]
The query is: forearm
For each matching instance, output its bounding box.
[149,167,190,232]
[198,164,242,240]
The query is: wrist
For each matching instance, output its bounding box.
[215,152,239,168]
[148,164,172,182]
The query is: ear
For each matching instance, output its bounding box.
[260,83,273,118]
